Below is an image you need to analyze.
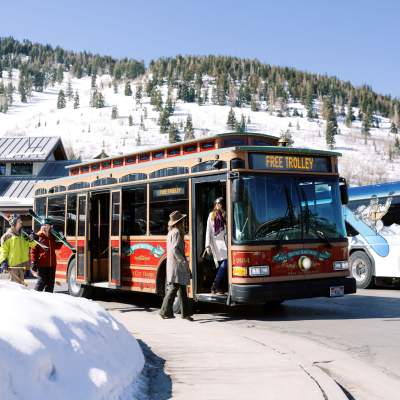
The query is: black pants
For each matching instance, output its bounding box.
[160,283,192,318]
[34,267,56,292]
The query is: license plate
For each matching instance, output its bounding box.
[330,286,344,297]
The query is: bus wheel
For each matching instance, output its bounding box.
[349,251,374,289]
[67,259,92,298]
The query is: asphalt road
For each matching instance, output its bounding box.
[48,282,400,399]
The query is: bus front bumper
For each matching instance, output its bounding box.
[230,276,356,305]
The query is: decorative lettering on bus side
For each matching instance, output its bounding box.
[154,187,185,197]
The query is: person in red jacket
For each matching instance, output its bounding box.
[30,219,63,292]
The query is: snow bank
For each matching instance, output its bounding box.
[0,281,144,400]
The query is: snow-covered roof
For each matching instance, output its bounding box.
[0,136,67,162]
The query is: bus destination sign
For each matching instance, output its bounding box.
[249,153,331,172]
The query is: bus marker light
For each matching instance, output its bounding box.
[249,266,270,277]
[232,266,248,277]
[333,261,349,270]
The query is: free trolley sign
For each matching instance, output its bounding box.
[249,153,331,173]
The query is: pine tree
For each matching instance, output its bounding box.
[91,73,97,89]
[184,115,194,140]
[226,108,237,130]
[323,97,337,148]
[305,83,314,120]
[293,108,299,117]
[165,96,175,115]
[135,84,142,104]
[6,82,13,105]
[57,89,66,109]
[251,97,259,112]
[73,91,80,109]
[18,80,27,103]
[236,114,246,133]
[113,80,118,93]
[159,108,170,133]
[111,105,118,119]
[296,120,300,130]
[345,103,354,127]
[140,114,146,130]
[56,66,64,85]
[124,81,132,96]
[362,106,373,142]
[168,123,181,143]
[95,91,105,108]
[390,122,398,134]
[128,114,133,126]
[66,79,73,100]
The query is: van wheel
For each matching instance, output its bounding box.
[349,251,374,289]
[67,259,92,298]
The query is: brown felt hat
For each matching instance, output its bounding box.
[168,210,187,227]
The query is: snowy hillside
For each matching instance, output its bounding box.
[0,69,398,185]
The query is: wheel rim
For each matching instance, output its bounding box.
[69,263,82,294]
[352,258,368,282]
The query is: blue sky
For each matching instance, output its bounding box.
[1,0,399,97]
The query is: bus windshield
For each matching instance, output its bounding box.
[233,174,346,243]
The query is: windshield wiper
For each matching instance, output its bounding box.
[300,187,332,248]
[274,186,297,249]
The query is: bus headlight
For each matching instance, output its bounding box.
[333,261,349,270]
[249,266,270,277]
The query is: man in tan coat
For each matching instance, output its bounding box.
[160,211,193,320]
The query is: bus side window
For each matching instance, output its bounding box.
[122,186,147,235]
[34,197,47,231]
[149,180,189,235]
[48,195,66,235]
[66,195,77,236]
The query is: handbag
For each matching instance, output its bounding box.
[201,248,213,261]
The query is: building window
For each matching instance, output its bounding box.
[11,162,33,176]
[150,180,188,235]
[0,163,5,175]
[122,186,147,235]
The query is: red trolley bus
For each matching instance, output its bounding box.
[33,132,356,306]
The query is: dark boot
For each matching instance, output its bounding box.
[211,283,217,294]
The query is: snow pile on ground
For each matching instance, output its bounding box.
[0,281,145,400]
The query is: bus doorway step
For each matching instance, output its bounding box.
[196,293,228,304]
[91,281,109,288]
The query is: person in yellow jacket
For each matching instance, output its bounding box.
[0,214,37,285]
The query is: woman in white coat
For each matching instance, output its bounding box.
[205,197,227,294]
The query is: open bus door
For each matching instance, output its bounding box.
[76,193,89,284]
[191,174,228,304]
[109,189,122,287]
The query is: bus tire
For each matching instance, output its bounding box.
[67,259,93,298]
[349,251,374,289]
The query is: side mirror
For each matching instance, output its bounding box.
[339,177,349,205]
[232,178,244,203]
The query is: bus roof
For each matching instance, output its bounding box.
[236,146,341,157]
[348,181,400,201]
[66,132,340,177]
